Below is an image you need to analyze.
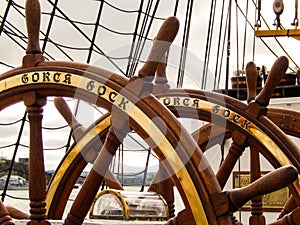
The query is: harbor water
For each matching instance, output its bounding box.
[2,186,185,219]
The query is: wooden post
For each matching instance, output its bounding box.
[245,61,266,225]
[64,126,126,225]
[23,92,49,225]
[216,142,247,189]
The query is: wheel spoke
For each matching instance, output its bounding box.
[64,127,125,225]
[24,93,49,224]
[216,141,247,189]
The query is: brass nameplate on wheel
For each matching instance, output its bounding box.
[233,171,289,212]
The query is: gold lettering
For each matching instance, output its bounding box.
[63,74,72,84]
[109,92,117,102]
[192,99,199,108]
[53,73,61,82]
[242,120,251,131]
[32,72,40,82]
[21,74,29,84]
[97,86,106,95]
[86,81,95,91]
[163,97,171,106]
[118,97,129,110]
[173,97,180,106]
[222,109,230,118]
[43,72,51,82]
[183,98,190,106]
[233,114,240,124]
[213,105,221,114]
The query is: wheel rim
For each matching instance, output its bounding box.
[47,89,297,221]
[0,65,229,225]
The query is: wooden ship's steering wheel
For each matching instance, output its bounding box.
[47,58,300,225]
[0,1,299,225]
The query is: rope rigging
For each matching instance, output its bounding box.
[213,0,227,90]
[126,0,145,77]
[202,0,217,90]
[0,0,13,36]
[86,0,105,64]
[250,0,300,71]
[2,0,300,207]
[176,0,194,88]
[127,0,160,77]
[204,0,300,93]
[41,0,58,53]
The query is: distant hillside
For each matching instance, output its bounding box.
[0,158,28,180]
[0,158,52,183]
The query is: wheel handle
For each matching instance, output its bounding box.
[138,16,179,80]
[255,56,288,108]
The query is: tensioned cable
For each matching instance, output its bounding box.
[202,0,217,90]
[0,1,169,197]
[1,112,26,202]
[0,0,13,36]
[0,118,23,126]
[126,0,144,77]
[231,2,282,64]
[252,0,258,61]
[45,0,126,76]
[292,0,299,26]
[176,0,194,88]
[19,143,68,151]
[235,0,240,75]
[217,5,230,90]
[0,61,14,69]
[242,0,250,71]
[47,12,159,33]
[173,0,180,16]
[2,10,76,184]
[4,29,26,39]
[129,0,161,76]
[0,143,16,149]
[0,0,188,192]
[87,105,150,151]
[4,194,29,201]
[140,148,151,191]
[47,42,89,51]
[213,0,227,89]
[82,49,130,60]
[246,0,300,71]
[2,22,67,61]
[0,14,26,39]
[1,23,26,51]
[10,1,143,62]
[2,5,72,61]
[114,169,148,177]
[95,0,165,20]
[42,0,58,53]
[103,0,140,13]
[128,0,156,77]
[42,125,69,130]
[235,0,240,100]
[225,0,232,95]
[87,0,105,64]
[44,11,136,28]
[70,0,105,154]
